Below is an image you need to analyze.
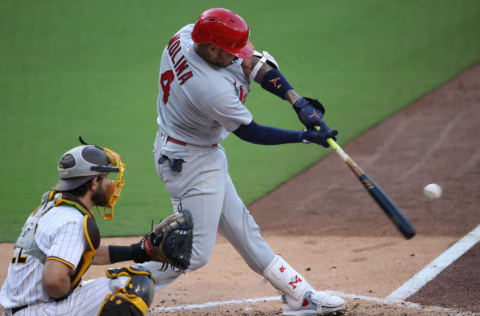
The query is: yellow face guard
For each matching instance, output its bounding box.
[97,147,126,220]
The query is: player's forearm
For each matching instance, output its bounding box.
[92,245,111,265]
[242,53,298,103]
[233,120,303,145]
[255,64,301,105]
[284,90,301,106]
[101,243,149,264]
[93,244,148,265]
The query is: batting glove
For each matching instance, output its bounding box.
[301,127,338,148]
[293,97,326,129]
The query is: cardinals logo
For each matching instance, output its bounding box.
[233,80,250,104]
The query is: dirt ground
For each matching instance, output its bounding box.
[1,64,479,315]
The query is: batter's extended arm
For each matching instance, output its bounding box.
[242,52,299,104]
[242,55,301,105]
[242,52,334,136]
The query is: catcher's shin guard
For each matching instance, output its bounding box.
[264,255,313,310]
[98,265,155,316]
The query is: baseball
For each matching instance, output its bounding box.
[424,183,442,198]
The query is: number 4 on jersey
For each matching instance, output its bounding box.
[160,70,174,104]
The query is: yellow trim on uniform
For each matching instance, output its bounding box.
[70,249,95,288]
[55,198,93,217]
[83,216,95,250]
[104,266,152,282]
[116,293,148,314]
[45,257,75,270]
[125,295,148,314]
[96,293,111,316]
[96,293,148,316]
[127,266,151,276]
[70,216,98,288]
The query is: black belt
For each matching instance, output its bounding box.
[12,305,27,314]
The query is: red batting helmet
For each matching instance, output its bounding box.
[191,8,253,59]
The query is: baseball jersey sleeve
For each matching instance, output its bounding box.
[44,220,87,270]
[200,89,253,132]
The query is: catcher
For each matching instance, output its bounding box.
[0,138,193,316]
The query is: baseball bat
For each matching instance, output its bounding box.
[326,137,416,240]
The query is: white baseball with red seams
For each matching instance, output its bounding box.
[424,183,442,198]
[140,23,345,315]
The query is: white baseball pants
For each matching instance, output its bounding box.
[2,278,110,316]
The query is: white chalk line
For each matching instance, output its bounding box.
[149,225,480,315]
[150,295,280,312]
[150,291,478,315]
[387,224,480,301]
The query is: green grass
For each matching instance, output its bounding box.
[1,0,479,241]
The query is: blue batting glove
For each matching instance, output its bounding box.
[293,97,326,129]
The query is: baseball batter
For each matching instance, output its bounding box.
[0,142,156,316]
[141,8,345,316]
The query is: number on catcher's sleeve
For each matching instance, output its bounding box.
[11,248,28,264]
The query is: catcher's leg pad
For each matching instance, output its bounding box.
[98,265,155,316]
[264,255,313,309]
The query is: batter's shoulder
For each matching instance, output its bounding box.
[187,71,235,104]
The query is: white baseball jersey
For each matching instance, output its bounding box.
[0,203,87,309]
[0,194,151,316]
[156,24,253,145]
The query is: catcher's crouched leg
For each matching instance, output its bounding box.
[98,265,155,316]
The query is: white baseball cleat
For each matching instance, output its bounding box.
[282,291,346,316]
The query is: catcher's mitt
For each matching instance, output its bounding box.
[141,209,193,270]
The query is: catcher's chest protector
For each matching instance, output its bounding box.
[14,191,101,290]
[14,191,59,262]
[69,214,100,289]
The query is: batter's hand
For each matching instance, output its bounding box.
[293,97,326,129]
[301,127,338,148]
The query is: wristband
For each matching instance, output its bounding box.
[260,69,293,100]
[108,244,149,264]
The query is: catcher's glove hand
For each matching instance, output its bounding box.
[140,209,193,270]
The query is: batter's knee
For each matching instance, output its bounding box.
[188,253,210,271]
[98,265,155,316]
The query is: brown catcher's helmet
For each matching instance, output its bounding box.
[191,8,253,59]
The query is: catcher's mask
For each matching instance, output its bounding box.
[54,137,125,220]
